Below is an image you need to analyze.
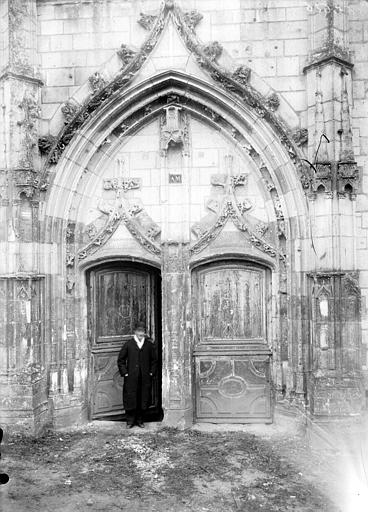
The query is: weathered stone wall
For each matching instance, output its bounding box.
[0,0,367,433]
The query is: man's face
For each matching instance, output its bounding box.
[135,329,145,340]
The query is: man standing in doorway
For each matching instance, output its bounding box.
[117,322,157,428]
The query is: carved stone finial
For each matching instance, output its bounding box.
[202,41,223,62]
[184,10,203,31]
[61,100,79,124]
[88,72,107,94]
[292,128,308,147]
[232,65,251,86]
[38,135,57,155]
[164,0,174,10]
[265,93,280,112]
[116,44,136,66]
[138,12,157,31]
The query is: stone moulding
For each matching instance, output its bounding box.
[190,199,285,262]
[38,1,302,194]
[73,206,161,264]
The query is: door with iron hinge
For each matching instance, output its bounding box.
[193,261,273,423]
[87,263,161,420]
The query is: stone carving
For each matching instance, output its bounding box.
[86,224,98,240]
[337,162,359,199]
[116,44,137,66]
[61,101,79,124]
[160,106,189,156]
[66,277,75,294]
[211,173,248,192]
[202,41,223,62]
[231,174,247,188]
[138,12,158,31]
[103,177,141,194]
[66,252,75,267]
[342,272,360,297]
[88,72,107,94]
[292,128,308,147]
[38,135,57,155]
[190,199,281,260]
[237,200,253,214]
[184,10,203,31]
[206,198,221,214]
[162,241,189,273]
[128,204,143,216]
[232,65,251,86]
[17,94,41,166]
[265,93,280,112]
[191,156,283,259]
[13,169,39,198]
[121,211,161,255]
[66,223,75,242]
[255,222,269,237]
[315,163,333,197]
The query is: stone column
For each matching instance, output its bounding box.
[161,241,193,428]
[0,0,47,433]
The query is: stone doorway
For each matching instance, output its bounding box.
[86,261,162,421]
[192,260,273,423]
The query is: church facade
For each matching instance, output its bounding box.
[0,0,367,433]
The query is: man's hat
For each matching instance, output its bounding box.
[134,321,146,331]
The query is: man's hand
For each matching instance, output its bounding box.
[124,374,128,377]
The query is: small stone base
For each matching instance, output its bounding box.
[162,407,193,429]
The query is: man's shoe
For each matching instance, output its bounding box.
[137,422,145,428]
[126,423,134,429]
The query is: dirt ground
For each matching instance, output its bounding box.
[0,417,367,512]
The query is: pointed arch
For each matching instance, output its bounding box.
[42,70,309,244]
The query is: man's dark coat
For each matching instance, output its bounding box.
[117,337,157,411]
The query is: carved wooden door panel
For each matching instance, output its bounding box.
[87,265,161,419]
[193,262,272,423]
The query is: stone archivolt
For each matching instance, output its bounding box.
[38,1,301,192]
[58,82,289,264]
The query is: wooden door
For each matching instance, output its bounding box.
[193,262,272,423]
[87,263,161,419]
